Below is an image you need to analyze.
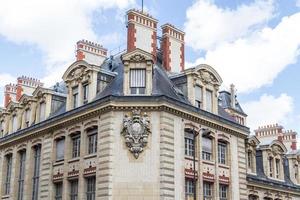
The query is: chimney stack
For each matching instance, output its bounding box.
[4,84,17,107]
[76,39,107,65]
[126,9,158,60]
[161,24,185,73]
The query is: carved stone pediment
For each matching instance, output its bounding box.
[121,110,151,159]
[69,66,89,81]
[122,48,154,66]
[199,69,219,85]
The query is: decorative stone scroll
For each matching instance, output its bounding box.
[121,110,151,159]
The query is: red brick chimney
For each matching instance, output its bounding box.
[4,84,17,107]
[76,40,107,65]
[161,24,185,73]
[126,9,158,60]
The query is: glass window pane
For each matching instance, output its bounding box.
[206,90,213,112]
[56,139,65,161]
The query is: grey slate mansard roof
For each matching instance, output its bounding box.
[218,90,247,116]
[248,150,300,192]
[0,54,250,143]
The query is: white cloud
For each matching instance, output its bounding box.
[186,9,300,93]
[243,93,294,131]
[184,0,275,51]
[0,0,135,86]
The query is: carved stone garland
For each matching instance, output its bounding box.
[121,110,151,159]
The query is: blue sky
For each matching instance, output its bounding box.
[0,0,299,136]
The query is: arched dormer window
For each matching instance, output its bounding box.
[121,48,154,96]
[246,136,259,174]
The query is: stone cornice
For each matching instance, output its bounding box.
[0,95,249,148]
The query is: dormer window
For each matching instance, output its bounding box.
[24,109,30,128]
[195,85,202,108]
[83,83,89,104]
[39,102,46,121]
[206,89,213,112]
[269,157,274,177]
[0,121,3,137]
[12,115,18,132]
[72,86,79,108]
[275,158,280,178]
[130,69,146,95]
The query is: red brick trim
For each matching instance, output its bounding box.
[162,36,171,71]
[16,85,23,101]
[127,23,136,52]
[180,43,185,71]
[151,31,157,62]
[76,51,85,61]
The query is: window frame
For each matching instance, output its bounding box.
[218,142,227,165]
[83,83,89,104]
[54,182,63,200]
[72,86,79,108]
[72,134,81,158]
[129,69,146,95]
[185,132,195,157]
[202,136,212,161]
[17,150,26,200]
[185,178,195,196]
[70,179,78,200]
[203,181,213,198]
[219,184,228,200]
[56,138,65,161]
[195,85,203,109]
[4,154,12,195]
[32,145,41,200]
[86,127,98,155]
[86,176,96,200]
[206,89,213,112]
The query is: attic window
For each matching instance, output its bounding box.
[130,69,146,95]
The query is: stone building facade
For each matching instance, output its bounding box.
[0,9,299,200]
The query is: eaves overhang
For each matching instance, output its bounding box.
[0,95,250,147]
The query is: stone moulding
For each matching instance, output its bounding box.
[121,110,151,159]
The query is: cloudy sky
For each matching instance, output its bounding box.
[0,0,299,135]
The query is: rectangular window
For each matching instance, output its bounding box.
[130,69,146,95]
[185,132,194,157]
[195,85,202,108]
[206,90,213,112]
[32,145,41,200]
[87,128,98,154]
[203,182,213,199]
[55,182,63,200]
[5,154,12,195]
[72,135,80,158]
[18,151,26,200]
[202,137,212,161]
[218,142,227,165]
[70,180,78,200]
[83,84,89,104]
[39,102,46,121]
[269,157,273,177]
[86,176,96,200]
[73,86,79,108]
[56,139,65,161]
[247,151,252,169]
[12,115,18,132]
[185,178,195,196]
[0,121,4,137]
[219,184,228,200]
[24,109,31,127]
[275,159,280,178]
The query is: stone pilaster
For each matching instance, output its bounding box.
[97,112,114,200]
[160,112,175,199]
[238,137,247,200]
[39,135,53,199]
